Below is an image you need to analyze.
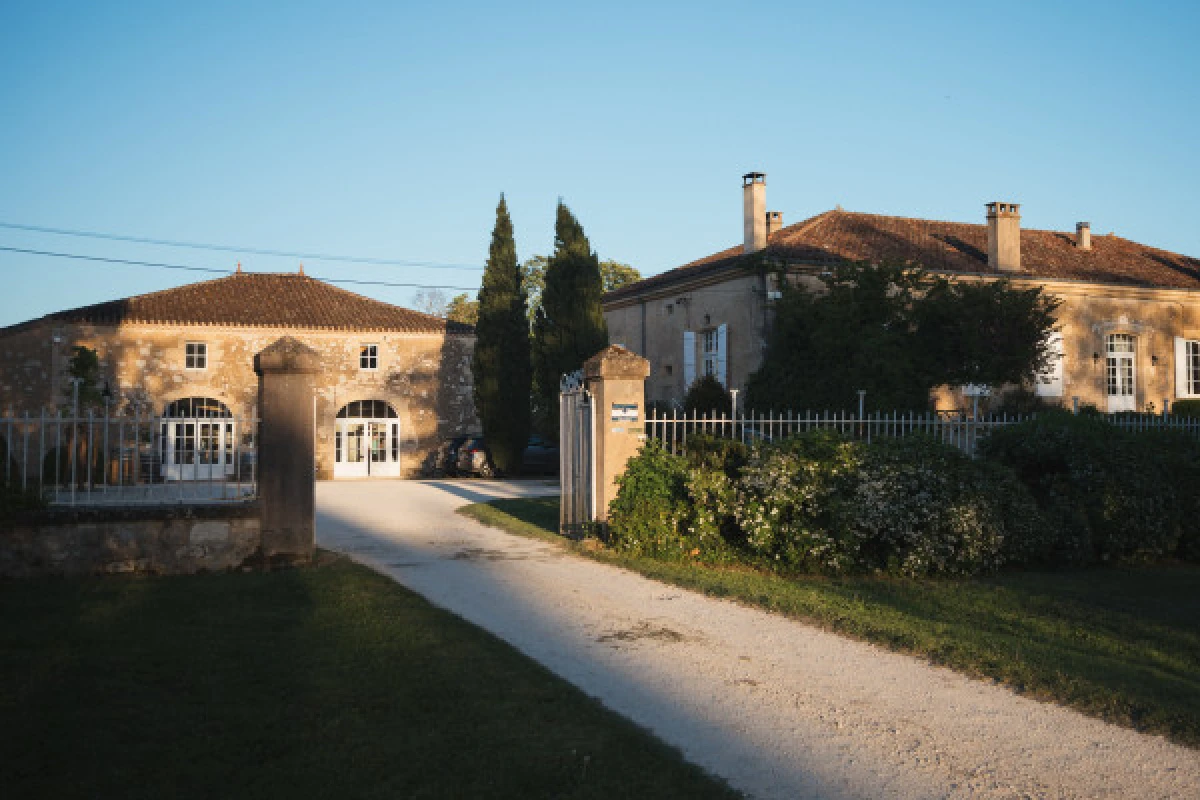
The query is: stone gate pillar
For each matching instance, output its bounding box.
[254,337,320,565]
[583,345,650,523]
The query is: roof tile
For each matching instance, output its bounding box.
[7,273,473,334]
[606,210,1200,301]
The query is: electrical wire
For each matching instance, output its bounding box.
[0,245,479,291]
[0,220,485,271]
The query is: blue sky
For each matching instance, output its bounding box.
[1,1,1197,326]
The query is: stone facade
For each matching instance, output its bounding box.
[0,319,478,478]
[607,271,1200,413]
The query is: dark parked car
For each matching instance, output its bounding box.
[455,435,559,478]
[520,434,559,476]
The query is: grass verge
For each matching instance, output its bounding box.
[460,497,1200,749]
[0,554,738,799]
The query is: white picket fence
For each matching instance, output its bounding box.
[645,408,1200,457]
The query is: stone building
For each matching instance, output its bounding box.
[0,270,478,478]
[604,172,1200,413]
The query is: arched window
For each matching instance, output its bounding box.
[333,400,401,478]
[159,397,236,481]
[336,399,397,419]
[163,397,233,418]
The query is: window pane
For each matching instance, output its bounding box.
[1189,341,1200,396]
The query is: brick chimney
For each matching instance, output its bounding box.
[766,211,783,238]
[1076,221,1092,251]
[743,172,767,254]
[986,201,1021,272]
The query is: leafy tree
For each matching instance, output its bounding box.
[64,346,106,410]
[683,375,733,416]
[745,261,1058,412]
[521,255,549,325]
[531,202,609,436]
[471,196,532,474]
[523,255,639,324]
[445,293,480,326]
[912,278,1060,389]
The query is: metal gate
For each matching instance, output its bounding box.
[559,370,594,537]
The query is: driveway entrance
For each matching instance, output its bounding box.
[317,480,1200,800]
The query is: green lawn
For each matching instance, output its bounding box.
[461,497,1200,748]
[0,555,738,799]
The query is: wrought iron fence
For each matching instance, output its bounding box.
[646,408,1200,458]
[1,408,259,506]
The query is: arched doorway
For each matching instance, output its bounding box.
[160,397,236,481]
[334,400,401,478]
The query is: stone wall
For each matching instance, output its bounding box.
[0,504,262,577]
[0,322,479,478]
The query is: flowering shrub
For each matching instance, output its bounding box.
[843,437,1042,577]
[608,430,1047,578]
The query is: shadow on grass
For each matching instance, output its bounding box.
[0,557,737,799]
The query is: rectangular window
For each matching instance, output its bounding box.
[702,330,718,378]
[1178,337,1200,399]
[1190,341,1200,396]
[360,344,378,370]
[185,342,207,370]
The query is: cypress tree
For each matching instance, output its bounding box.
[532,201,608,437]
[471,194,532,474]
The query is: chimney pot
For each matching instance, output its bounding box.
[1076,221,1092,251]
[986,201,1022,272]
[766,211,783,238]
[743,172,767,254]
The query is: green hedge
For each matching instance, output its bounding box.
[608,418,1200,577]
[980,411,1200,564]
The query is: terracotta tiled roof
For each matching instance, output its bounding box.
[605,210,1200,302]
[6,272,473,334]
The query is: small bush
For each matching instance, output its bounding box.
[683,376,732,417]
[1172,398,1200,418]
[606,442,691,559]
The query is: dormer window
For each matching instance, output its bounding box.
[360,344,379,370]
[185,342,207,370]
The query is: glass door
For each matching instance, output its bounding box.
[1106,334,1136,412]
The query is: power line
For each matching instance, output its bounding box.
[0,245,479,291]
[0,220,485,271]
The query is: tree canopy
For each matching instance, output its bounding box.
[445,293,479,326]
[471,195,531,473]
[523,255,640,325]
[531,202,609,435]
[745,261,1060,412]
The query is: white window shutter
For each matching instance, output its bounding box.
[683,330,696,388]
[1035,331,1064,397]
[716,324,728,387]
[1176,337,1192,398]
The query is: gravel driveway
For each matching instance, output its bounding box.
[317,480,1199,799]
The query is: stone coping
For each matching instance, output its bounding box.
[2,501,260,529]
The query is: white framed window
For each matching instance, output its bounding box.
[702,330,718,378]
[185,342,207,370]
[360,343,379,370]
[1106,333,1136,412]
[1176,337,1200,398]
[1035,331,1064,397]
